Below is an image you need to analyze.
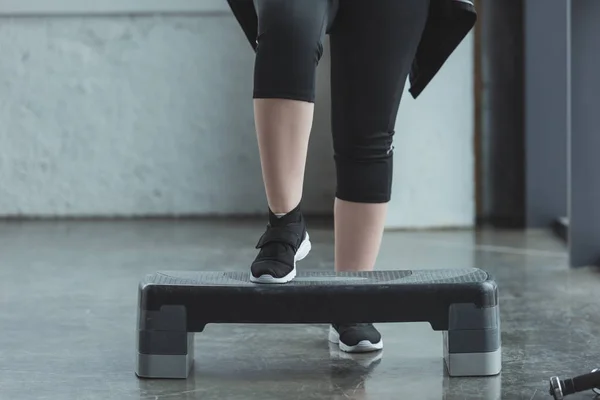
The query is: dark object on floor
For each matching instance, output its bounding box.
[135,269,501,379]
[549,368,600,399]
[552,217,569,242]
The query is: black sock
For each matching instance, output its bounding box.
[268,203,302,226]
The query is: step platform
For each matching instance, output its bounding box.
[136,269,501,379]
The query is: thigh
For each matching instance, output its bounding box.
[329,0,430,146]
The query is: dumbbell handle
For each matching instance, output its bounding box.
[549,369,600,399]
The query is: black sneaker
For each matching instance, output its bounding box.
[250,205,311,284]
[329,324,383,353]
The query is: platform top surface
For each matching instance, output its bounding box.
[144,269,490,287]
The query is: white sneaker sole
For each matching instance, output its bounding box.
[328,326,383,353]
[250,232,311,284]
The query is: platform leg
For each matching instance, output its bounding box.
[136,305,195,379]
[443,304,502,377]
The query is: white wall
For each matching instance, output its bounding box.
[0,6,473,226]
[0,0,229,14]
[0,14,336,217]
[387,33,475,229]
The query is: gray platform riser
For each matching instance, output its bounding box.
[136,353,194,379]
[136,333,195,379]
[138,330,189,355]
[444,329,500,353]
[138,306,187,331]
[448,304,499,330]
[444,348,502,377]
[446,304,501,354]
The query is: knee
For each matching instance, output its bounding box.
[334,133,395,203]
[253,3,328,102]
[256,18,325,62]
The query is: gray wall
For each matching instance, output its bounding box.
[524,0,568,227]
[0,14,336,217]
[387,32,475,229]
[569,0,600,266]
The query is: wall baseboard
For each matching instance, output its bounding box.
[0,0,229,15]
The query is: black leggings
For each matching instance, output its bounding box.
[252,0,429,203]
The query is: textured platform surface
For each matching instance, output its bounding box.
[144,268,491,287]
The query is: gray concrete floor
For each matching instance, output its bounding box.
[1,219,599,400]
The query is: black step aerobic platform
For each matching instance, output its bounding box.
[136,269,501,379]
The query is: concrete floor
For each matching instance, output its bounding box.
[0,219,599,400]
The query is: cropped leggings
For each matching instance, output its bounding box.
[252,0,430,203]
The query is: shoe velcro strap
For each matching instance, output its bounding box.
[255,226,302,250]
